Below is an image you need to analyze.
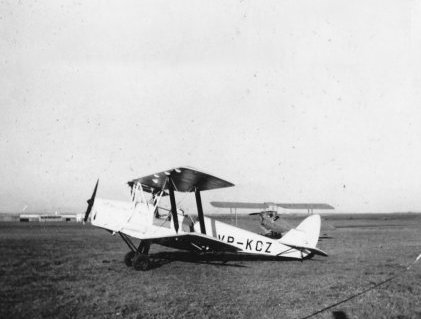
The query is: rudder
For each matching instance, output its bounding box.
[279,214,321,249]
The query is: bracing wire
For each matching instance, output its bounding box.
[300,253,421,319]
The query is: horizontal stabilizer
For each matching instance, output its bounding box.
[280,242,328,257]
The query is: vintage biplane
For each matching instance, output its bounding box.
[84,167,327,271]
[210,201,334,238]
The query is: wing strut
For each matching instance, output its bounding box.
[195,188,206,234]
[168,177,179,233]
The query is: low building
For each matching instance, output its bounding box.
[19,213,83,222]
[61,214,83,222]
[19,214,41,222]
[39,215,63,222]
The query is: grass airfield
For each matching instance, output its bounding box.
[1,213,420,319]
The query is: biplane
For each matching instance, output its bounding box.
[210,201,334,238]
[84,167,327,271]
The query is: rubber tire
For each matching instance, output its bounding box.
[132,253,150,271]
[124,251,135,267]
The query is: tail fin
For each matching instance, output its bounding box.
[279,215,327,257]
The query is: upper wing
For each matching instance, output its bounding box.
[128,167,234,193]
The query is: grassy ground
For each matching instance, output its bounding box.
[0,213,420,319]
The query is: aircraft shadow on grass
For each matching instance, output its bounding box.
[143,251,324,270]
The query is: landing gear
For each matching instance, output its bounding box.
[124,251,135,267]
[119,233,151,271]
[132,240,151,271]
[132,253,150,271]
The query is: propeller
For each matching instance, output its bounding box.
[84,179,99,223]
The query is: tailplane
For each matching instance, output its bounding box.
[279,214,327,257]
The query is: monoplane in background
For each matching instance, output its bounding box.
[211,201,334,239]
[84,167,328,271]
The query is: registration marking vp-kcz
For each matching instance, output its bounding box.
[218,235,272,253]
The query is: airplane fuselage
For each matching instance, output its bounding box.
[197,217,304,258]
[91,198,308,259]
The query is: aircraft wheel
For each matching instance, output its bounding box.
[124,251,135,267]
[133,253,150,271]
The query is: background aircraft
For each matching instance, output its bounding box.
[210,201,334,238]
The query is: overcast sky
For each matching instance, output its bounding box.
[1,0,421,214]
